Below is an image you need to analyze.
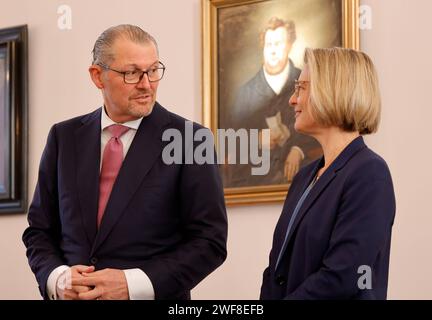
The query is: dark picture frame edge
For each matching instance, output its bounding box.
[0,25,28,214]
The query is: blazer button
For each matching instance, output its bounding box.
[90,257,98,265]
[276,275,286,286]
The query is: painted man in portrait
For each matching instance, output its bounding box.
[225,17,321,188]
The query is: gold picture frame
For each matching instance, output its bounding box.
[202,0,359,206]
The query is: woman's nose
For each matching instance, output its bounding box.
[289,93,297,107]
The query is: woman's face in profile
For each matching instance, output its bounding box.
[289,65,318,135]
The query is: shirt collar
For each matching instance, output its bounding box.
[263,61,291,95]
[101,106,143,131]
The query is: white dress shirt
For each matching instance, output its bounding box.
[263,62,291,95]
[46,107,155,300]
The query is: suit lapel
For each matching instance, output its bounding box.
[256,69,275,98]
[275,136,367,270]
[74,108,102,246]
[91,103,170,254]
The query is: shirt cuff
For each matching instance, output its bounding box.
[291,146,305,160]
[46,265,70,300]
[123,268,155,300]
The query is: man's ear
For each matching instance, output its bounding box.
[89,65,104,89]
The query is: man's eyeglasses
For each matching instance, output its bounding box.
[294,80,310,97]
[97,61,166,84]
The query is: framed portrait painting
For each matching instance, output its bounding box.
[202,0,359,205]
[0,25,28,214]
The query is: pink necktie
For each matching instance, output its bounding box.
[97,124,130,227]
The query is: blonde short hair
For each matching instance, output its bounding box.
[305,47,381,134]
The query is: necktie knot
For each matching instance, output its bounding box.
[108,124,129,139]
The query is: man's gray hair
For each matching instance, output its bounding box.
[92,24,158,65]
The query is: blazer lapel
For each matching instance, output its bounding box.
[276,136,367,271]
[74,108,102,246]
[91,103,170,254]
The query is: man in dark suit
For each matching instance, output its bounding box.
[22,24,227,300]
[225,17,320,187]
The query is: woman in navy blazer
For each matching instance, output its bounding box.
[260,48,396,299]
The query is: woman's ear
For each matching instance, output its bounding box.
[89,65,104,89]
